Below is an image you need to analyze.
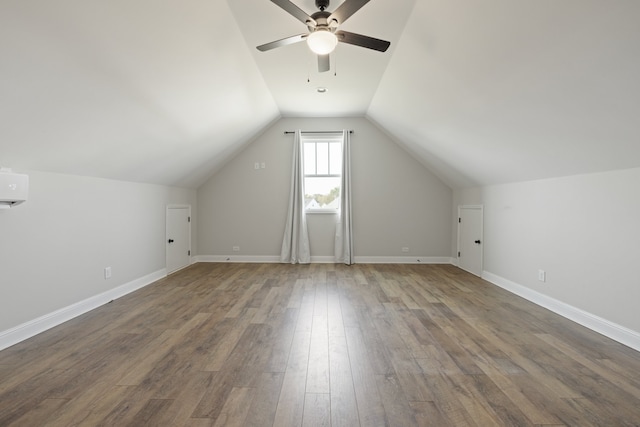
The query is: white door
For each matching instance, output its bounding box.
[166,206,191,274]
[458,205,483,277]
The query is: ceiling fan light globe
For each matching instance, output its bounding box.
[307,30,338,55]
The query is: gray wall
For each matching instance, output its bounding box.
[454,167,640,333]
[0,170,196,332]
[197,117,453,259]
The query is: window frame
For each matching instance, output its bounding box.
[301,133,343,214]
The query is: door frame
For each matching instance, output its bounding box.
[166,204,192,274]
[457,204,484,276]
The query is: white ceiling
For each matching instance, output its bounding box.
[1,0,639,189]
[0,0,279,187]
[369,0,640,188]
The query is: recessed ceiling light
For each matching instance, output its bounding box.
[316,87,328,93]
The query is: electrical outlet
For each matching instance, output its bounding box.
[538,269,546,282]
[104,267,112,279]
[261,162,266,169]
[401,247,409,253]
[233,246,240,252]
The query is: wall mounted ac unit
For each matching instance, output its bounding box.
[0,168,29,209]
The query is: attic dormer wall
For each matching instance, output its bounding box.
[196,117,452,261]
[0,170,196,340]
[454,167,640,347]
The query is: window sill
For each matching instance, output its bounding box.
[305,209,339,215]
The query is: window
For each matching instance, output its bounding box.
[302,133,342,212]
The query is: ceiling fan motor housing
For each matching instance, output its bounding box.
[308,10,332,32]
[315,0,330,11]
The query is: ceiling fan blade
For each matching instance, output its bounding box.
[257,34,307,52]
[328,0,370,25]
[318,54,330,73]
[336,30,390,52]
[271,0,316,27]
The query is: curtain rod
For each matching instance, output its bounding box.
[284,130,353,134]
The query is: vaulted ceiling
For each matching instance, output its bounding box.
[1,0,639,189]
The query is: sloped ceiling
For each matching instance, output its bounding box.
[0,0,279,188]
[370,0,640,188]
[1,0,639,189]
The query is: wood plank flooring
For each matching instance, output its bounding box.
[1,263,640,426]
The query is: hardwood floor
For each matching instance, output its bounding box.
[1,263,640,426]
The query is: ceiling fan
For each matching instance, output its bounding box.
[257,0,390,73]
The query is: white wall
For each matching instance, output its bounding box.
[197,117,452,260]
[0,170,196,333]
[455,167,640,335]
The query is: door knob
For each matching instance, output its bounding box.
[474,240,481,244]
[168,239,174,243]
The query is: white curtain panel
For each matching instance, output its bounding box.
[335,130,354,265]
[280,130,311,264]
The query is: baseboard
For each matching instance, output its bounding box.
[482,271,640,352]
[195,255,455,265]
[310,256,337,263]
[354,256,454,264]
[0,269,166,351]
[195,255,281,263]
